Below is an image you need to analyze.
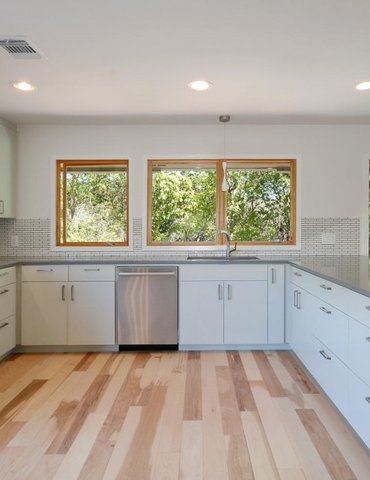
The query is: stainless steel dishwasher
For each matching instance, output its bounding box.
[116,266,178,349]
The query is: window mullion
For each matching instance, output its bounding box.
[216,160,227,245]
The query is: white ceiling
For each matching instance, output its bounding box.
[1,0,370,125]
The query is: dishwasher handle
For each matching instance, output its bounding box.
[118,271,176,277]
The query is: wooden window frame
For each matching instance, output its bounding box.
[147,158,296,246]
[56,159,129,247]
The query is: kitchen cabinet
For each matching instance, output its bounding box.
[267,264,285,343]
[179,264,269,347]
[287,265,370,448]
[0,267,16,357]
[0,122,16,218]
[21,265,115,346]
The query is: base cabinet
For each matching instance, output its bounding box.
[179,264,271,347]
[0,267,16,357]
[21,265,115,346]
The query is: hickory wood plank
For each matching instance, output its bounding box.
[0,353,45,392]
[227,351,257,411]
[277,351,319,394]
[101,406,142,480]
[250,379,301,470]
[78,354,148,480]
[179,420,203,480]
[52,412,107,480]
[0,421,25,450]
[13,354,83,422]
[201,352,229,480]
[238,351,263,382]
[252,351,286,397]
[278,468,307,480]
[152,451,180,480]
[266,351,308,409]
[241,410,280,480]
[297,408,357,480]
[116,385,168,479]
[274,397,332,480]
[216,365,244,436]
[183,352,202,420]
[26,454,64,480]
[225,434,255,480]
[304,393,370,480]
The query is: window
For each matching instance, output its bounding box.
[56,160,128,246]
[147,159,296,246]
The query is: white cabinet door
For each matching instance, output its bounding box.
[0,124,16,218]
[179,281,223,345]
[267,264,285,343]
[224,281,267,344]
[290,286,315,369]
[0,315,16,357]
[21,282,68,345]
[68,282,115,345]
[348,371,370,449]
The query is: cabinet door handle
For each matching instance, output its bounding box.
[366,337,370,343]
[36,269,54,272]
[297,291,301,310]
[365,306,370,311]
[227,284,232,300]
[0,271,9,277]
[320,284,332,291]
[218,284,223,300]
[71,285,75,301]
[83,268,100,272]
[320,306,332,314]
[319,350,331,360]
[0,322,9,329]
[293,289,298,307]
[0,289,9,295]
[366,397,370,404]
[0,200,4,214]
[62,285,66,301]
[271,268,277,284]
[293,271,302,277]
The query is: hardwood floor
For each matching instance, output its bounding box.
[0,350,369,479]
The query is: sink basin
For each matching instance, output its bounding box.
[186,255,259,261]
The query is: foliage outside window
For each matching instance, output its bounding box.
[56,160,128,246]
[148,159,296,246]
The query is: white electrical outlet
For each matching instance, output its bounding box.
[10,235,19,247]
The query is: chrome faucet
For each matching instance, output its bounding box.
[218,230,237,257]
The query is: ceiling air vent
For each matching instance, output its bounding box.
[0,38,42,59]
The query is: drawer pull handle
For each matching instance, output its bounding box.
[366,306,370,311]
[0,271,9,277]
[0,289,9,295]
[319,350,331,360]
[320,284,332,291]
[0,322,9,329]
[218,284,223,301]
[294,272,302,277]
[36,269,54,272]
[366,337,370,343]
[71,285,75,301]
[320,306,332,314]
[83,268,101,272]
[366,397,370,404]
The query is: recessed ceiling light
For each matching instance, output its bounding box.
[355,81,370,91]
[12,81,36,91]
[188,80,212,91]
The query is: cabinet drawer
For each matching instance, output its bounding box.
[348,319,370,387]
[313,298,349,363]
[22,265,68,282]
[0,282,16,320]
[180,264,267,281]
[0,314,16,357]
[337,289,370,329]
[347,372,370,449]
[69,264,115,281]
[310,336,348,414]
[0,267,16,287]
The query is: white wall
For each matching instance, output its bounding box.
[16,123,370,252]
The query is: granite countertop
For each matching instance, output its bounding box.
[1,254,369,297]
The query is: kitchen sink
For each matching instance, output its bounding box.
[186,255,259,261]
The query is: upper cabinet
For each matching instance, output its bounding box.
[0,121,16,218]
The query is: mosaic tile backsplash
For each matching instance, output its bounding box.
[0,217,361,257]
